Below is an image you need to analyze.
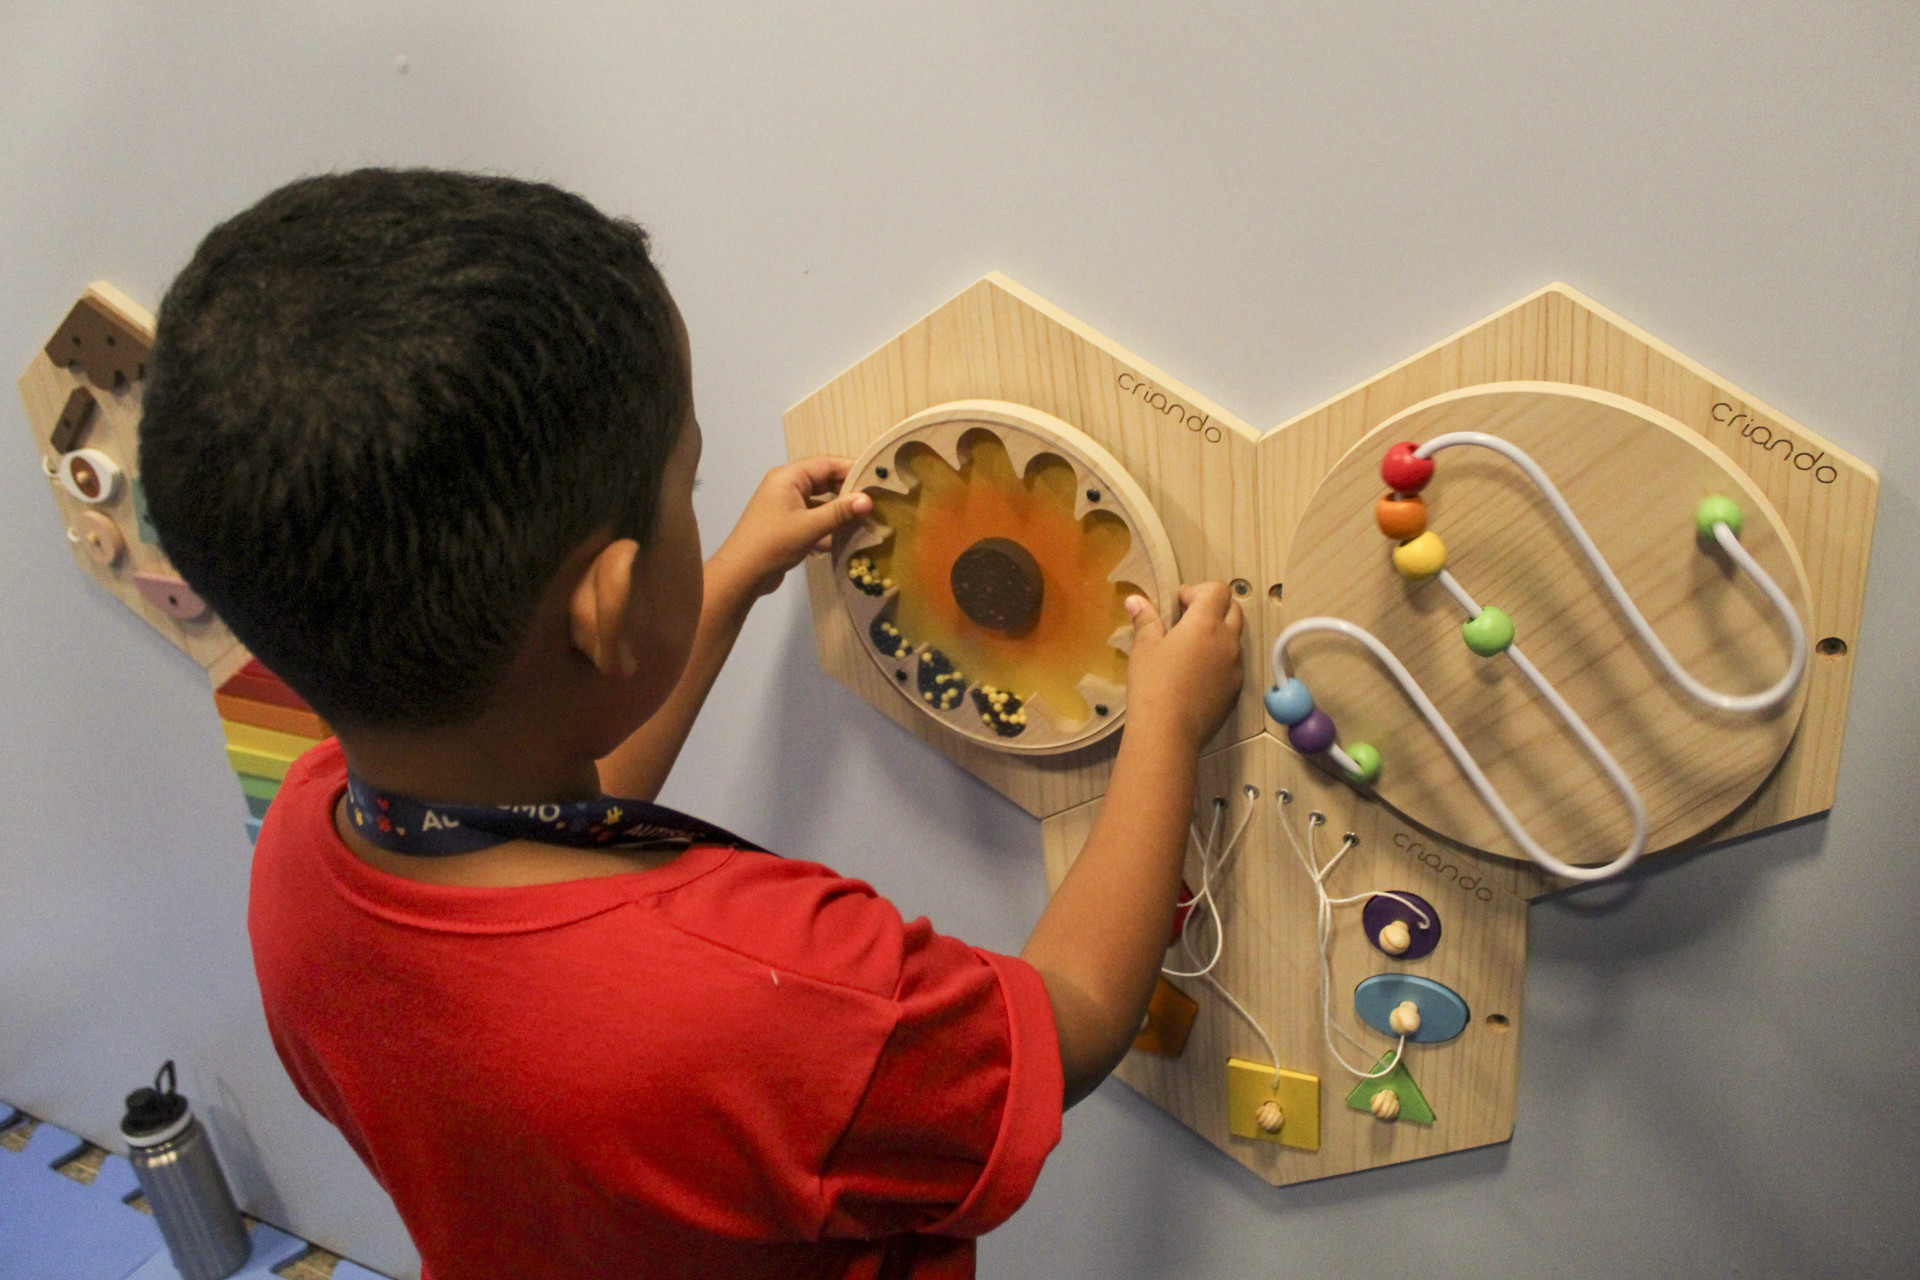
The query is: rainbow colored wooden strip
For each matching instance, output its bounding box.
[214,691,328,740]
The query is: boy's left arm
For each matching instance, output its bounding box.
[597,457,872,801]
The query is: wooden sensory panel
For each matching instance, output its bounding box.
[1041,734,1530,1187]
[1253,284,1878,897]
[787,274,1267,818]
[1281,384,1810,869]
[17,282,244,676]
[834,401,1180,755]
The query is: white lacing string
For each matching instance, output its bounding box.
[1416,431,1807,713]
[1161,792,1282,1084]
[1276,796,1408,1079]
[1162,795,1254,979]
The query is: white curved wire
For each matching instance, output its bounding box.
[1416,431,1806,713]
[1273,614,1648,882]
[1270,433,1807,882]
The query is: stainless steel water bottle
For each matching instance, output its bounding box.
[120,1061,251,1280]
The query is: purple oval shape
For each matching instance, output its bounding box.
[1362,890,1441,960]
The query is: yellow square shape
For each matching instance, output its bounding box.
[1226,1057,1320,1151]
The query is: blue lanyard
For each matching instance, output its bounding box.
[344,772,764,858]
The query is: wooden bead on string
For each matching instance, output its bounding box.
[1370,1090,1401,1122]
[1378,920,1411,955]
[1391,530,1447,580]
[1461,606,1516,657]
[1375,494,1427,541]
[1255,1101,1285,1134]
[1693,493,1744,539]
[1288,708,1337,754]
[1264,677,1314,727]
[1388,1000,1422,1036]
[1343,741,1382,784]
[1379,441,1434,493]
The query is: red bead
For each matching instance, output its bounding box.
[1380,442,1434,493]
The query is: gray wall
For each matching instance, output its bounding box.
[3,4,1915,1277]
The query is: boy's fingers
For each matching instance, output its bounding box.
[1175,581,1232,623]
[788,455,854,495]
[796,490,872,544]
[1125,594,1164,644]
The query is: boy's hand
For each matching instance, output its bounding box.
[1122,583,1244,751]
[708,457,874,606]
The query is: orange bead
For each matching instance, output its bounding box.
[1376,494,1427,541]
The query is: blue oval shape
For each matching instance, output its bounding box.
[1354,973,1470,1044]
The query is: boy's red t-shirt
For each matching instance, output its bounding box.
[249,741,1062,1280]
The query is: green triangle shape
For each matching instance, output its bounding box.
[1345,1050,1435,1125]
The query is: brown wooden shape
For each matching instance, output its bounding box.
[44,295,151,389]
[50,385,97,453]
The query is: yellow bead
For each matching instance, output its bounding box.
[1392,530,1447,580]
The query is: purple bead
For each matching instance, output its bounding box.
[1288,708,1336,754]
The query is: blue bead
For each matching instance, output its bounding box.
[1265,678,1314,726]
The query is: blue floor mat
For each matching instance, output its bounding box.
[0,1119,164,1280]
[2,1103,391,1280]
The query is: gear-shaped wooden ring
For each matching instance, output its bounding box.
[834,400,1179,754]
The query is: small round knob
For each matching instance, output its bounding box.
[59,448,122,504]
[1254,1101,1285,1134]
[950,537,1044,634]
[1378,920,1411,955]
[1370,1090,1401,1122]
[71,511,125,567]
[1389,1000,1422,1036]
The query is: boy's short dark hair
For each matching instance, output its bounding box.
[141,169,686,731]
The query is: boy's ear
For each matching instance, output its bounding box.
[568,539,642,679]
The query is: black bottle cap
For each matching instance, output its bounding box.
[122,1060,188,1139]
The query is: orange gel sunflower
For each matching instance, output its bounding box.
[864,430,1141,729]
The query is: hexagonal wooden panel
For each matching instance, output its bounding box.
[1253,284,1877,898]
[18,282,248,684]
[785,274,1268,818]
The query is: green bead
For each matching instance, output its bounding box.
[1694,493,1744,539]
[1345,741,1382,784]
[1461,607,1515,657]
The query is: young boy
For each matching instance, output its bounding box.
[140,169,1243,1280]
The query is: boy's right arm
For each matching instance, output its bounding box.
[1019,583,1244,1107]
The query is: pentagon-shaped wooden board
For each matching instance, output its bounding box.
[1042,735,1529,1187]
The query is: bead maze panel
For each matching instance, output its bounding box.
[785,274,1267,818]
[1281,384,1811,870]
[1041,735,1530,1187]
[1252,284,1877,897]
